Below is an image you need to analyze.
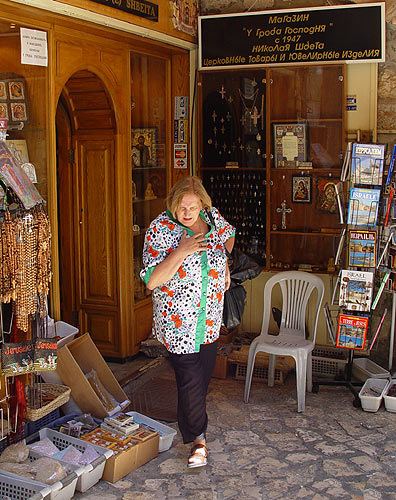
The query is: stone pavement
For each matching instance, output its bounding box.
[74,364,396,500]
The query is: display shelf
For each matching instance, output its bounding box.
[198,63,345,271]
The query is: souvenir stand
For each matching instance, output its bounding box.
[314,141,395,406]
[0,117,60,445]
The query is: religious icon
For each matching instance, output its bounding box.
[0,104,8,119]
[292,175,312,203]
[8,81,24,100]
[10,102,27,121]
[316,177,337,214]
[131,127,157,168]
[0,82,7,100]
[170,0,199,36]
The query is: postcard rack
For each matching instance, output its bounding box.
[313,141,396,407]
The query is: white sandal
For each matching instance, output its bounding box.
[187,443,208,468]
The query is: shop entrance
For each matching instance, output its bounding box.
[56,70,120,353]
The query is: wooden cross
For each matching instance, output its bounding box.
[276,200,292,229]
[211,110,217,122]
[219,85,226,99]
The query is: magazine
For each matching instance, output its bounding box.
[348,230,377,268]
[336,314,369,350]
[351,143,385,185]
[347,187,381,226]
[339,269,374,312]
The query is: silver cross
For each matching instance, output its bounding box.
[276,200,292,229]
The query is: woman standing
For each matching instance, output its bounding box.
[140,176,235,468]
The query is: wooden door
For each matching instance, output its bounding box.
[74,137,120,354]
[57,70,121,357]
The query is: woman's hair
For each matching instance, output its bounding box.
[166,176,212,218]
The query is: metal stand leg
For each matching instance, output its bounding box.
[312,350,362,408]
[389,292,396,372]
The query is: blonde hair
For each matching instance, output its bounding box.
[167,176,212,218]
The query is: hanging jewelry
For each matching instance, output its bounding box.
[256,133,262,141]
[219,85,226,99]
[238,88,259,132]
[211,110,217,122]
[226,112,231,122]
[227,95,233,103]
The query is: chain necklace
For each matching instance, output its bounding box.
[238,88,259,132]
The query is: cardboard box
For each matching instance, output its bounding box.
[101,433,159,483]
[212,355,228,379]
[56,333,130,419]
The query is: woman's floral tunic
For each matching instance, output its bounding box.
[140,208,235,354]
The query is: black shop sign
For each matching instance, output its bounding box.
[198,3,385,69]
[90,0,158,22]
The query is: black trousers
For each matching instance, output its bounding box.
[168,340,218,444]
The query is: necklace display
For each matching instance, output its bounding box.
[0,206,52,331]
[238,87,260,133]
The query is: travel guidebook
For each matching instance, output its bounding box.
[336,314,369,350]
[339,269,374,312]
[350,143,385,186]
[347,187,381,226]
[348,230,377,268]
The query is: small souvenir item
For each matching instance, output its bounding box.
[144,182,157,200]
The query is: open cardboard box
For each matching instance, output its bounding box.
[56,333,130,419]
[102,433,159,483]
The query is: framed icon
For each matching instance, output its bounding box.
[292,174,312,203]
[131,127,157,167]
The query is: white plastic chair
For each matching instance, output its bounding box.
[244,271,325,412]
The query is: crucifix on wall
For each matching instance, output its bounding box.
[276,200,292,229]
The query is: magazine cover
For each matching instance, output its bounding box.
[347,187,381,226]
[348,230,377,267]
[336,314,369,350]
[339,269,374,312]
[351,143,385,185]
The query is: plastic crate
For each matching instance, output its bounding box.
[0,472,52,500]
[37,428,113,493]
[25,408,62,438]
[352,358,390,382]
[235,363,286,384]
[312,346,347,360]
[48,322,79,349]
[383,379,396,412]
[126,411,177,453]
[359,378,390,412]
[312,356,347,378]
[0,454,79,500]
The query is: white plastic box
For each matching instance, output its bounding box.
[352,358,390,382]
[126,411,177,453]
[0,472,52,500]
[0,460,78,500]
[38,428,113,492]
[383,379,396,412]
[48,321,79,349]
[359,377,390,412]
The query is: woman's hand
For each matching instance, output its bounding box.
[225,260,231,291]
[177,230,207,258]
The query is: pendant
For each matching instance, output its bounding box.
[208,138,213,144]
[256,133,261,141]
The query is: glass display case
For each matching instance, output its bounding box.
[198,64,345,272]
[131,53,168,302]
